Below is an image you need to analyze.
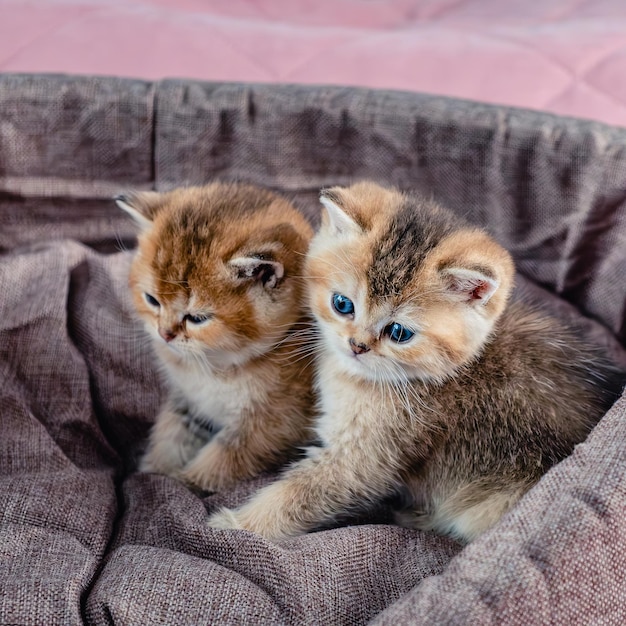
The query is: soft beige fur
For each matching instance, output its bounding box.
[119,182,316,491]
[208,181,621,542]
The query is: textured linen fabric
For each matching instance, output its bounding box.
[0,74,155,252]
[0,74,625,625]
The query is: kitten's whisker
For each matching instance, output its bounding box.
[327,247,361,280]
[274,345,324,366]
[368,355,443,430]
[278,331,321,345]
[271,332,320,354]
[114,230,131,253]
[309,246,361,282]
[158,278,190,287]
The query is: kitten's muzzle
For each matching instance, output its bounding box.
[159,327,177,343]
[349,337,370,355]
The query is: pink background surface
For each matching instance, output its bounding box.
[2,0,626,127]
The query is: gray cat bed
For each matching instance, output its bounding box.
[1,74,625,624]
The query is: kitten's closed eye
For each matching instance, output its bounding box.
[144,290,211,327]
[184,313,212,326]
[145,293,160,308]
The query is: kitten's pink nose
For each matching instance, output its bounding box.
[159,328,177,343]
[349,338,370,355]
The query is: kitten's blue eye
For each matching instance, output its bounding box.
[185,313,211,325]
[144,293,160,308]
[385,322,414,343]
[332,293,355,316]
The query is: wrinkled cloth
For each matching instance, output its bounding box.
[1,74,625,625]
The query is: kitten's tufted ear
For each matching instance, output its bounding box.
[319,189,362,237]
[115,191,163,230]
[229,256,285,289]
[440,267,500,305]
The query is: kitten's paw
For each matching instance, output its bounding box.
[180,461,234,493]
[179,441,250,492]
[207,480,309,540]
[393,509,426,530]
[207,506,287,540]
[393,508,431,531]
[139,450,184,478]
[208,508,245,531]
[140,408,206,477]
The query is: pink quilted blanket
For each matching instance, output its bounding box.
[2,0,626,126]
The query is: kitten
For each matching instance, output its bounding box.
[208,181,624,542]
[118,182,315,491]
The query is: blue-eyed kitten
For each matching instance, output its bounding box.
[208,181,624,541]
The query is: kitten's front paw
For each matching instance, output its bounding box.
[207,506,282,539]
[393,508,431,531]
[180,458,234,493]
[206,481,308,540]
[139,448,184,478]
[180,440,252,492]
[208,507,245,531]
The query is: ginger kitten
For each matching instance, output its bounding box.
[118,182,315,491]
[208,181,624,542]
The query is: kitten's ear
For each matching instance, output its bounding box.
[319,189,362,237]
[229,256,285,289]
[440,267,500,305]
[115,191,163,230]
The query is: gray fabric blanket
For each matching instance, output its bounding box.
[1,74,625,625]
